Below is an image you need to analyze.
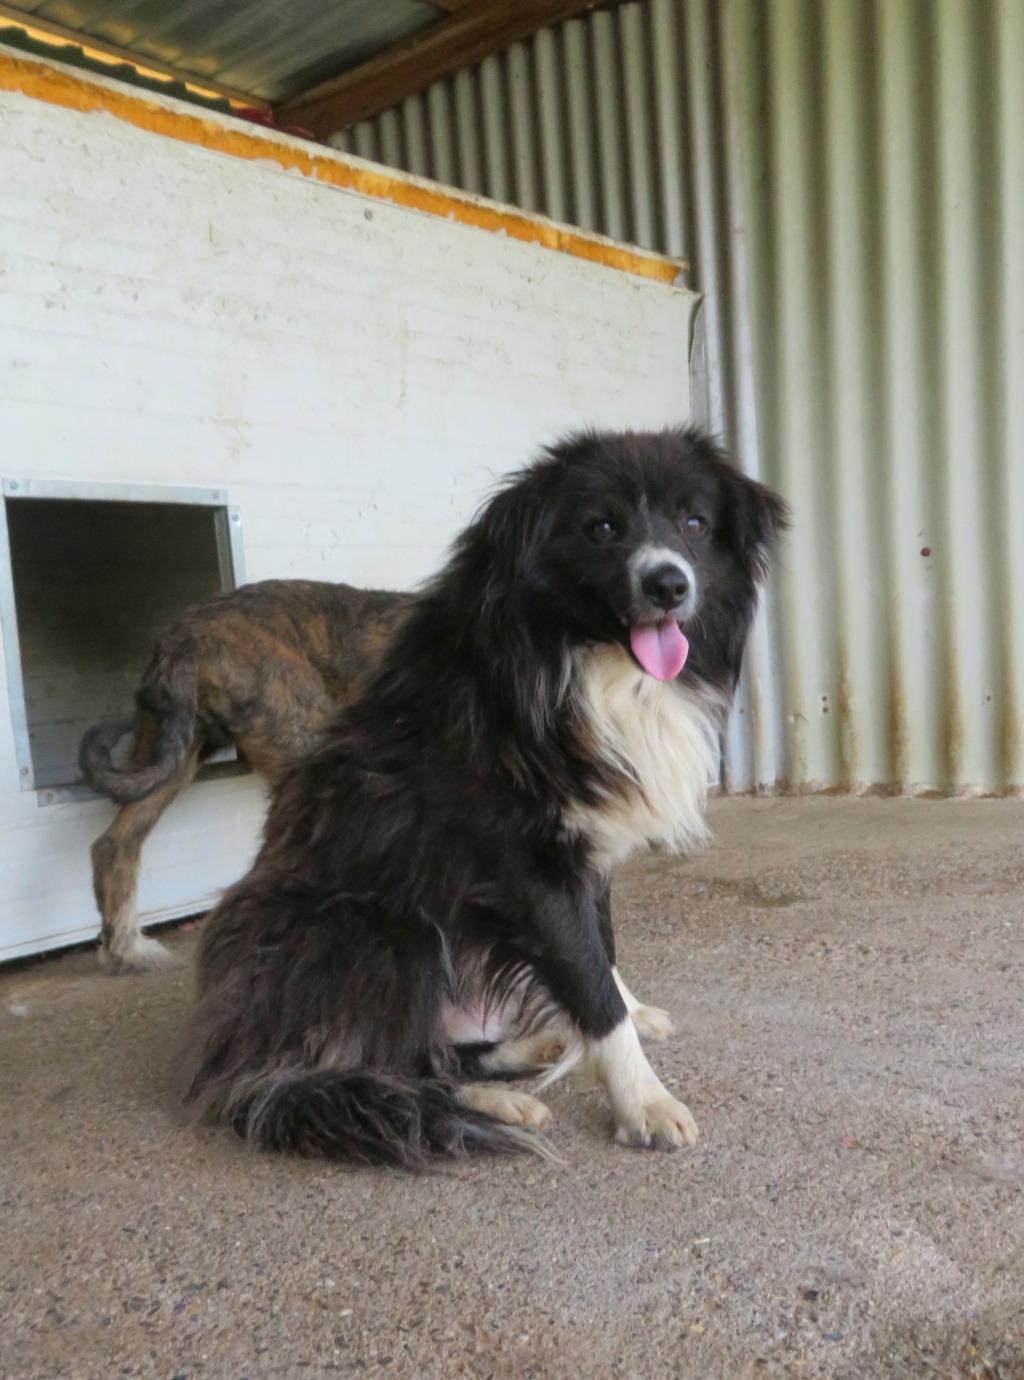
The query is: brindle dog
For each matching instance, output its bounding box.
[79,580,412,972]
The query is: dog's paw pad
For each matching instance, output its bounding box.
[489,1028,571,1072]
[502,1092,552,1130]
[528,1031,572,1065]
[463,1086,552,1130]
[630,1004,675,1041]
[615,1092,698,1150]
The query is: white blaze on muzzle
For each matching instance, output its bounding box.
[628,547,696,681]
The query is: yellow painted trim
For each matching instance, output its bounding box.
[0,49,686,286]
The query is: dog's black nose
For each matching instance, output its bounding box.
[642,563,690,610]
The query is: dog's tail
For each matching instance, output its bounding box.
[221,1068,541,1169]
[79,634,199,805]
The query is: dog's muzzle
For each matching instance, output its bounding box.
[630,547,698,621]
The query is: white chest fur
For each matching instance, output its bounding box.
[566,644,723,871]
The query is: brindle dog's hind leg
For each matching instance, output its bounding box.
[92,721,202,973]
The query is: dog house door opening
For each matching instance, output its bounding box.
[0,483,243,797]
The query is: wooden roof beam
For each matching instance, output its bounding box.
[278,0,604,140]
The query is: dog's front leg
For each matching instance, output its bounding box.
[535,883,697,1149]
[586,1014,698,1148]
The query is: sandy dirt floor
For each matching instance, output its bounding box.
[2,797,1023,1379]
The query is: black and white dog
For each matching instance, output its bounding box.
[178,428,787,1166]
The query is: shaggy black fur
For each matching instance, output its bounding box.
[178,428,787,1167]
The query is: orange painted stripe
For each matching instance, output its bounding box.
[0,49,686,286]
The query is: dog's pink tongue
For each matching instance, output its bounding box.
[629,619,689,681]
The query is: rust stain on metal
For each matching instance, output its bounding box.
[0,50,686,287]
[885,617,908,791]
[786,711,808,788]
[1000,647,1020,789]
[940,620,963,789]
[835,669,856,792]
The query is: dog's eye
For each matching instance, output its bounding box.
[586,518,620,544]
[685,515,708,536]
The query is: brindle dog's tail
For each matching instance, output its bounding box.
[79,633,199,805]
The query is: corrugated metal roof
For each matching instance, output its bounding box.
[1,0,441,102]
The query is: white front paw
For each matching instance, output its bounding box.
[615,1088,698,1149]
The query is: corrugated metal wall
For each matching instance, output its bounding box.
[331,0,1024,796]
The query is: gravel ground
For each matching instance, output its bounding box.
[2,797,1023,1380]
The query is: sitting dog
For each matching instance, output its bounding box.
[177,428,787,1164]
[80,580,413,971]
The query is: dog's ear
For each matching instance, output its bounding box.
[693,433,788,580]
[732,471,789,579]
[472,460,561,591]
[453,462,568,728]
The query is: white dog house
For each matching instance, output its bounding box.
[0,47,699,962]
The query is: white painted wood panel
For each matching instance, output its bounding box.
[0,61,697,961]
